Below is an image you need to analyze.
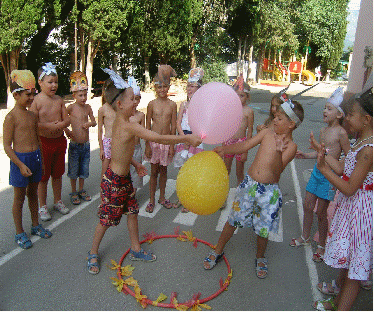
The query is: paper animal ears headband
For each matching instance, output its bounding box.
[233,74,250,94]
[154,65,177,85]
[70,71,88,92]
[10,70,36,93]
[281,100,301,127]
[188,68,204,86]
[128,76,140,96]
[102,68,130,104]
[327,87,345,116]
[39,62,57,80]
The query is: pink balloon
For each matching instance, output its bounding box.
[188,82,243,144]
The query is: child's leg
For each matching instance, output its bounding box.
[127,214,141,251]
[78,178,85,191]
[223,157,233,176]
[256,235,269,259]
[149,163,159,204]
[52,177,62,204]
[88,222,110,273]
[27,182,40,227]
[12,186,27,234]
[203,221,236,269]
[158,165,167,201]
[70,178,77,193]
[235,160,245,186]
[38,180,48,207]
[314,198,329,258]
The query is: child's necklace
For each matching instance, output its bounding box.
[351,135,373,149]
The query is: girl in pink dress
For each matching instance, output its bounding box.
[312,88,373,311]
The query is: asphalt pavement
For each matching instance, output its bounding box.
[0,82,372,311]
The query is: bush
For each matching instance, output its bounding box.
[202,61,229,84]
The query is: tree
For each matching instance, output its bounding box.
[0,0,44,107]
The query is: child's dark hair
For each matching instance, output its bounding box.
[103,80,129,109]
[357,87,373,116]
[37,67,57,81]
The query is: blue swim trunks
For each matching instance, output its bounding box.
[227,174,282,238]
[67,141,90,179]
[306,164,336,201]
[9,149,42,187]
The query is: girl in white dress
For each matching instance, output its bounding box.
[312,88,373,311]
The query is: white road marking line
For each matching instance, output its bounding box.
[138,179,176,218]
[216,188,238,234]
[0,193,101,268]
[290,160,323,302]
[173,210,198,226]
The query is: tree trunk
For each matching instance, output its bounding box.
[79,27,86,72]
[246,44,254,83]
[190,35,197,68]
[256,46,265,83]
[241,36,247,76]
[1,48,21,109]
[237,37,242,76]
[144,55,150,90]
[85,34,98,99]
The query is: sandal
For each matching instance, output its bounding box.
[313,245,325,263]
[15,232,33,249]
[181,206,189,213]
[203,251,224,270]
[78,189,91,201]
[87,251,100,275]
[69,192,81,205]
[158,199,174,209]
[175,200,182,208]
[255,258,268,279]
[145,202,155,213]
[313,297,337,311]
[317,280,340,295]
[360,280,373,290]
[290,235,310,247]
[31,224,52,238]
[129,248,156,262]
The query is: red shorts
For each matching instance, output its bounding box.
[98,167,139,227]
[40,135,67,182]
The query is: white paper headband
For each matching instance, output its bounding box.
[281,100,301,127]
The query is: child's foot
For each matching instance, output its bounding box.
[129,248,156,262]
[87,251,100,274]
[175,200,182,208]
[313,245,325,262]
[289,235,310,247]
[158,199,173,209]
[78,189,91,201]
[317,280,340,295]
[145,202,155,213]
[15,232,33,249]
[360,280,373,290]
[203,251,224,270]
[312,298,337,311]
[39,205,52,221]
[181,206,189,213]
[255,258,268,279]
[53,200,69,215]
[31,224,52,238]
[69,192,81,205]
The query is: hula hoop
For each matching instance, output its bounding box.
[116,234,232,309]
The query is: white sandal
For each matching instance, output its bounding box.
[290,235,310,247]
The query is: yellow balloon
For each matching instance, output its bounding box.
[176,151,229,215]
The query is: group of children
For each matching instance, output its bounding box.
[4,61,372,311]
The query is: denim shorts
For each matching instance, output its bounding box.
[67,141,90,179]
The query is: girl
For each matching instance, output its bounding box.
[256,94,284,132]
[312,88,373,311]
[174,68,204,212]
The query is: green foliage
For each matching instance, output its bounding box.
[0,0,44,52]
[202,60,229,83]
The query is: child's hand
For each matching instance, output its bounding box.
[275,134,288,153]
[169,145,175,158]
[20,164,32,177]
[213,146,225,158]
[295,150,306,159]
[316,143,327,171]
[256,124,266,133]
[100,148,105,161]
[186,134,202,147]
[82,122,90,130]
[309,131,322,152]
[145,144,152,159]
[135,163,147,177]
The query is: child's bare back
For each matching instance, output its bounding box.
[130,110,145,145]
[232,105,254,139]
[99,103,116,138]
[67,103,94,143]
[147,98,177,135]
[32,92,67,138]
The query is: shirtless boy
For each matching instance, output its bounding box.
[203,99,304,279]
[64,71,97,205]
[30,63,70,221]
[144,65,178,212]
[87,69,201,274]
[98,79,116,179]
[3,70,52,249]
[290,87,350,262]
[223,75,254,186]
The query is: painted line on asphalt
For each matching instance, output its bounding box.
[0,193,101,268]
[290,160,323,302]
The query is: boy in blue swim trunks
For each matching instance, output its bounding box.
[203,99,304,279]
[3,70,52,249]
[290,87,350,262]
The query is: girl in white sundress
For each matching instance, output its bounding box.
[311,88,373,311]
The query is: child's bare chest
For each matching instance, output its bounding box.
[71,105,88,122]
[39,102,61,121]
[14,112,36,136]
[152,103,172,120]
[321,127,339,146]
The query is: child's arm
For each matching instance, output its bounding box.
[317,144,372,197]
[144,102,153,158]
[83,105,97,129]
[339,128,351,156]
[214,128,268,157]
[176,102,186,135]
[56,100,70,129]
[247,108,254,139]
[3,115,32,177]
[131,158,147,177]
[168,103,178,157]
[279,136,298,171]
[63,105,74,139]
[97,107,105,160]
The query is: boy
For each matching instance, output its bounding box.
[87,69,201,274]
[30,62,70,221]
[203,99,304,279]
[144,65,178,212]
[290,87,350,262]
[64,71,97,205]
[223,75,254,186]
[128,76,145,193]
[3,70,52,249]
